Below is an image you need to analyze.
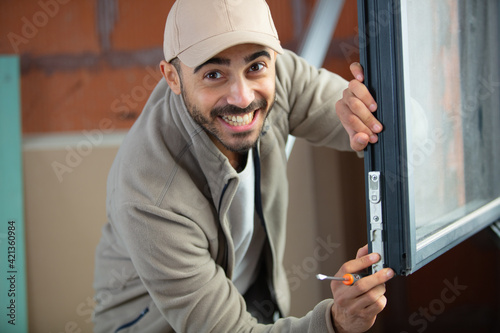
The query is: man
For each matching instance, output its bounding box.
[93,0,392,332]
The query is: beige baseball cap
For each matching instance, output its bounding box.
[163,0,284,68]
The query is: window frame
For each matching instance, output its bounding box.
[358,0,500,275]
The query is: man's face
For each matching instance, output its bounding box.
[176,44,277,153]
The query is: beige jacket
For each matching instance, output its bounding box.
[93,50,352,332]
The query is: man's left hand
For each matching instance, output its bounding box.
[335,62,382,152]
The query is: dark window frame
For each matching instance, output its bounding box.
[358,0,500,275]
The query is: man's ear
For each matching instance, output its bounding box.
[160,60,182,95]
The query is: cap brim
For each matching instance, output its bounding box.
[177,30,284,68]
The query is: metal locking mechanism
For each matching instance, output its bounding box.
[368,171,385,273]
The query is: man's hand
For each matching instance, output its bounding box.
[330,245,394,333]
[335,63,382,151]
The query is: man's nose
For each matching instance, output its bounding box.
[226,77,255,108]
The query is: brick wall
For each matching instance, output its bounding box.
[0,0,359,134]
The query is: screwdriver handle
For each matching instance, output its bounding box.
[342,273,365,285]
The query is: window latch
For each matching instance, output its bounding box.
[368,171,385,273]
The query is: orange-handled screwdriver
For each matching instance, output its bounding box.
[316,273,366,285]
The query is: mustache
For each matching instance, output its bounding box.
[210,99,268,118]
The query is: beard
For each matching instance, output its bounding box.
[183,91,274,153]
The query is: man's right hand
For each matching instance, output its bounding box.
[329,245,394,333]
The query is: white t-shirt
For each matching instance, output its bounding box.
[227,150,266,295]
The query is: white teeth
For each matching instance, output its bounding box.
[222,111,255,127]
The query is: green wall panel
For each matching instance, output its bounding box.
[0,56,28,332]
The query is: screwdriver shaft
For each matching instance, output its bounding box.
[316,273,365,285]
[316,274,346,281]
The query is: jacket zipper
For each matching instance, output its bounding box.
[216,147,280,316]
[252,147,266,228]
[217,183,230,273]
[252,147,280,316]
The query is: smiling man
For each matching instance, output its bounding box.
[93,0,391,332]
[165,44,278,169]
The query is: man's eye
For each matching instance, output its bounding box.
[205,71,222,80]
[249,63,265,72]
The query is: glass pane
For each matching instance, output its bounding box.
[402,0,500,243]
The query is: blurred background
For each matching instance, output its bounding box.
[0,0,498,332]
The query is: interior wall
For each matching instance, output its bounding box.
[284,139,324,316]
[23,141,119,332]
